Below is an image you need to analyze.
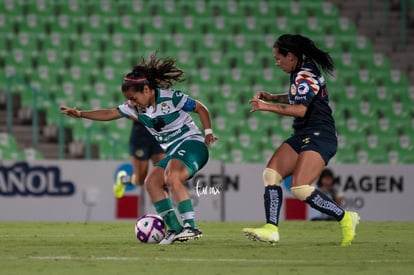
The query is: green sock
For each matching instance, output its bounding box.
[154,198,182,232]
[177,199,197,228]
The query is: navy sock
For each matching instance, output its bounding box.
[264,185,283,226]
[306,189,345,221]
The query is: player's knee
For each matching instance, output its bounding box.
[164,170,180,189]
[263,168,283,187]
[144,172,161,190]
[290,185,315,201]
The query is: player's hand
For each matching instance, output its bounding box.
[60,105,81,118]
[204,133,218,147]
[249,97,269,113]
[254,91,273,101]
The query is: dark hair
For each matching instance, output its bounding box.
[273,34,335,76]
[122,53,185,92]
[317,168,334,188]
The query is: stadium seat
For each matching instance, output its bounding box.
[0,132,25,160]
[2,0,411,164]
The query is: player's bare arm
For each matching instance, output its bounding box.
[249,97,307,117]
[60,105,122,121]
[255,91,289,104]
[192,100,218,146]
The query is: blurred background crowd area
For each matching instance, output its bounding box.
[0,0,413,164]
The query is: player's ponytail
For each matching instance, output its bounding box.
[274,34,335,76]
[122,53,185,92]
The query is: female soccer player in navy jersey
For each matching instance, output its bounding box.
[61,54,217,245]
[111,121,166,217]
[244,34,359,246]
[113,121,165,197]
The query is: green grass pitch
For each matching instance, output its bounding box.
[1,221,414,275]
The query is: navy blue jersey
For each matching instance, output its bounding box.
[288,59,336,135]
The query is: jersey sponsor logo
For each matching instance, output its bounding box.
[135,149,145,158]
[297,83,309,95]
[177,149,186,156]
[294,95,307,101]
[154,127,186,143]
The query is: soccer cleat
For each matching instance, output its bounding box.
[242,223,279,244]
[159,230,179,245]
[113,170,127,198]
[340,211,360,246]
[175,223,203,242]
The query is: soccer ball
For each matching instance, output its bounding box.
[134,214,166,243]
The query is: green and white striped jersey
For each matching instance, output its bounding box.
[117,88,204,153]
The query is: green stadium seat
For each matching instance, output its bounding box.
[1,0,411,164]
[78,15,107,34]
[54,0,87,17]
[110,15,136,33]
[41,32,72,50]
[395,147,414,163]
[9,32,38,51]
[336,145,359,164]
[0,132,25,160]
[44,14,76,34]
[90,0,119,17]
[5,47,32,69]
[24,147,44,160]
[35,48,65,68]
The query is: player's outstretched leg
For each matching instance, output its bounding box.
[340,211,360,246]
[113,170,127,198]
[243,169,283,244]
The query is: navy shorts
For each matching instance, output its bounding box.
[284,131,338,165]
[129,123,164,160]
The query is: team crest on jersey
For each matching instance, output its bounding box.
[290,84,297,95]
[161,102,170,114]
[135,149,144,158]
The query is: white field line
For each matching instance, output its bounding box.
[25,256,413,264]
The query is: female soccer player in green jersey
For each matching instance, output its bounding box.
[61,54,217,245]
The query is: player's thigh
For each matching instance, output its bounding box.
[145,166,168,202]
[150,152,166,165]
[266,142,299,178]
[145,166,165,188]
[291,150,326,187]
[165,158,190,183]
[169,140,209,179]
